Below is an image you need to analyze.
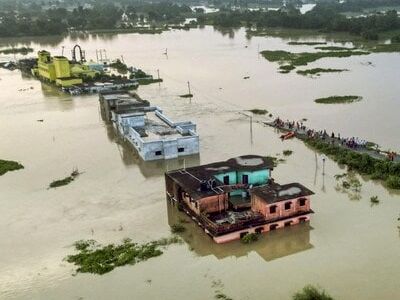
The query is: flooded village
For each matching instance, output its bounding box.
[2,0,400,299]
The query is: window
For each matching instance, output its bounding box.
[269,205,277,214]
[194,201,198,209]
[223,175,230,185]
[285,202,292,210]
[270,224,278,231]
[255,227,263,234]
[178,147,185,153]
[299,217,307,223]
[155,151,162,156]
[299,198,306,206]
[284,221,292,227]
[242,174,249,184]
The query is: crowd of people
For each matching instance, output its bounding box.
[272,117,397,161]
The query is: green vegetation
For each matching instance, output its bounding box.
[283,150,293,156]
[0,2,194,37]
[279,64,296,73]
[334,173,362,192]
[137,78,163,85]
[49,169,80,188]
[170,223,186,233]
[241,233,259,244]
[215,293,234,300]
[179,94,194,98]
[261,50,370,72]
[129,69,163,85]
[261,50,369,66]
[297,68,348,76]
[0,159,24,176]
[249,109,268,115]
[315,46,357,51]
[370,196,380,204]
[66,236,181,275]
[0,47,33,55]
[205,4,400,41]
[315,96,362,104]
[288,42,327,46]
[369,43,400,53]
[293,284,334,300]
[109,59,128,74]
[305,138,400,190]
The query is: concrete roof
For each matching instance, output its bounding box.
[250,183,314,204]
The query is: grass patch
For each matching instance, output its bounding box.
[248,108,268,115]
[170,223,186,233]
[241,233,259,244]
[260,50,370,72]
[179,93,193,98]
[215,293,234,300]
[279,64,296,73]
[288,41,327,46]
[334,173,362,192]
[370,196,380,204]
[293,284,333,300]
[314,95,362,104]
[297,68,348,76]
[305,138,400,190]
[66,236,181,275]
[315,46,357,51]
[137,78,163,85]
[49,169,80,188]
[369,43,400,53]
[0,159,24,176]
[0,47,33,55]
[283,150,293,156]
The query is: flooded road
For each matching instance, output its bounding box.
[1,27,400,299]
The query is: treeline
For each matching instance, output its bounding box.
[317,0,400,13]
[0,2,195,37]
[203,3,400,40]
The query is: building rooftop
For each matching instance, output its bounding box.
[250,183,314,204]
[139,112,186,142]
[166,155,275,200]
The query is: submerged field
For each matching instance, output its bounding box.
[1,26,400,300]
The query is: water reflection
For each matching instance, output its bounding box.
[167,201,314,262]
[0,34,65,47]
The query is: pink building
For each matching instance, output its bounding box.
[165,155,314,244]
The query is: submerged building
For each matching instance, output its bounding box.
[31,48,138,93]
[165,155,314,243]
[100,91,200,161]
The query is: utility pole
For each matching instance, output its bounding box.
[61,46,65,56]
[157,69,160,80]
[250,115,253,145]
[322,154,326,175]
[187,81,191,95]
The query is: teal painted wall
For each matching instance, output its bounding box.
[237,169,269,185]
[214,169,270,196]
[214,171,237,186]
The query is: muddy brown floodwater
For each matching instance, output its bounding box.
[1,27,400,300]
